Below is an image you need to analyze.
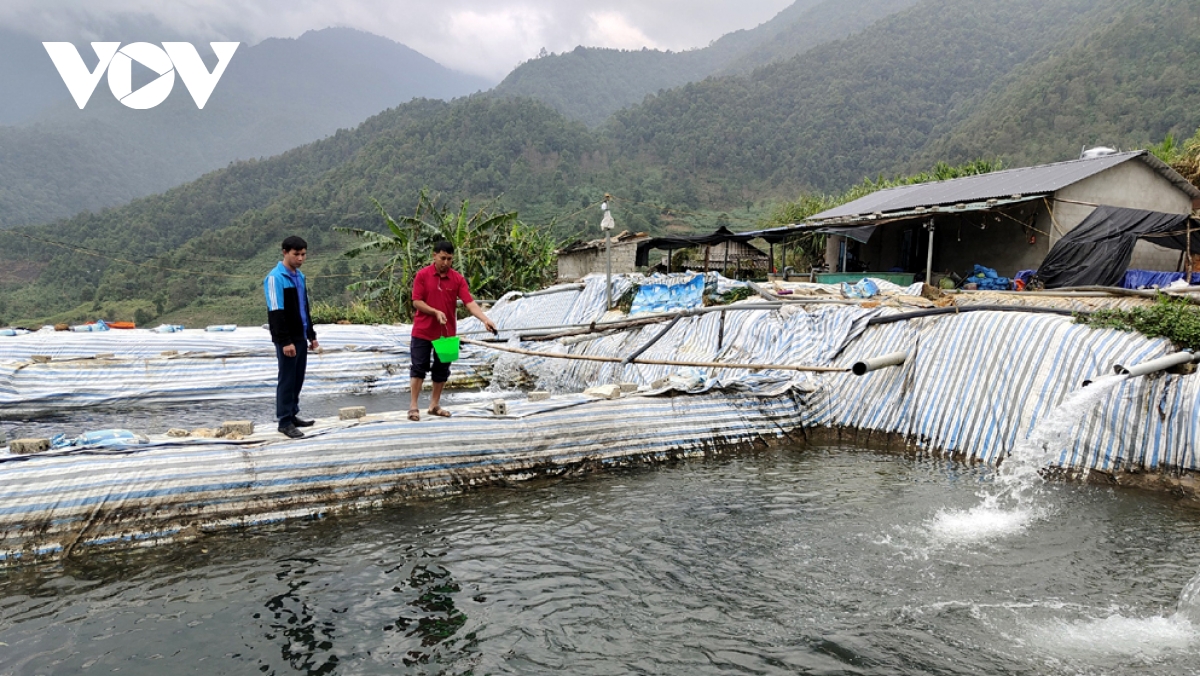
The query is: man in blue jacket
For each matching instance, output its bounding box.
[264,235,319,438]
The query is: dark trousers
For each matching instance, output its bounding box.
[275,340,308,426]
[410,337,451,383]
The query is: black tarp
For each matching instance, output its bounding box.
[641,226,757,249]
[1036,206,1198,288]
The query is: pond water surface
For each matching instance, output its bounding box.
[3,412,1200,675]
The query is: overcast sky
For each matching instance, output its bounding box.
[2,0,796,81]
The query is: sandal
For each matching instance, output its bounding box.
[407,409,420,421]
[427,406,452,418]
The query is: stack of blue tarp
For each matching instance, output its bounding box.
[966,265,1011,291]
[1121,269,1200,289]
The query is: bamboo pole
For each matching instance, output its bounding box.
[461,338,849,373]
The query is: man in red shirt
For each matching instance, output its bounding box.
[408,241,497,421]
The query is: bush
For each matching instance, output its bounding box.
[310,300,391,325]
[1074,295,1200,351]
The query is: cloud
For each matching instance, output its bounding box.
[0,0,794,80]
[585,11,661,51]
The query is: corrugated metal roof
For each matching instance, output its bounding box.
[558,230,649,254]
[810,151,1200,222]
[741,195,1041,238]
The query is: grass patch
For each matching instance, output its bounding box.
[1074,295,1200,350]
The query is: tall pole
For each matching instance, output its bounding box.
[606,232,612,307]
[1188,219,1193,283]
[925,218,935,285]
[601,194,614,309]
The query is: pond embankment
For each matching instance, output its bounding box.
[2,273,1199,562]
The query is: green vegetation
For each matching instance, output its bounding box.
[1,0,1199,327]
[922,0,1200,168]
[1162,125,1200,187]
[309,300,391,325]
[0,28,491,230]
[607,0,1122,193]
[337,191,558,323]
[1075,295,1200,351]
[490,0,919,127]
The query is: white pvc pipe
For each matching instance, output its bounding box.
[925,219,935,286]
[1113,351,1196,377]
[852,351,909,376]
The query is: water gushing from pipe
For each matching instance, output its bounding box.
[927,373,1130,541]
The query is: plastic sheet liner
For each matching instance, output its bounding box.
[6,271,1200,562]
[0,324,486,413]
[630,273,706,314]
[0,390,806,562]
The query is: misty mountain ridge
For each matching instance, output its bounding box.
[491,0,920,127]
[0,26,492,228]
[1,0,1199,327]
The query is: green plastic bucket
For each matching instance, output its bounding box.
[431,335,460,363]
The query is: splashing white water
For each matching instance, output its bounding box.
[486,337,530,392]
[527,343,582,394]
[997,373,1130,500]
[1021,569,1200,664]
[926,374,1129,541]
[1024,613,1198,663]
[925,497,1040,544]
[1173,567,1200,625]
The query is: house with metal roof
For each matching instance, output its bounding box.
[746,150,1200,285]
[557,230,651,281]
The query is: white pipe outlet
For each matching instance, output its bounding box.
[852,351,909,376]
[1112,351,1197,378]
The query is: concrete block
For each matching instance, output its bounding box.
[651,377,671,389]
[166,428,190,437]
[220,421,254,436]
[584,384,622,400]
[528,391,551,402]
[619,382,638,393]
[30,355,51,364]
[191,428,217,438]
[10,438,50,454]
[492,399,508,416]
[339,406,367,420]
[160,350,179,357]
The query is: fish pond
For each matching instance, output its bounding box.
[2,426,1200,675]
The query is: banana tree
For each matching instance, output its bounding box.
[337,190,558,322]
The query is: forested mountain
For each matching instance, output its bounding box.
[0,98,608,325]
[2,0,1199,327]
[605,0,1140,194]
[0,28,492,229]
[490,0,918,127]
[919,0,1200,168]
